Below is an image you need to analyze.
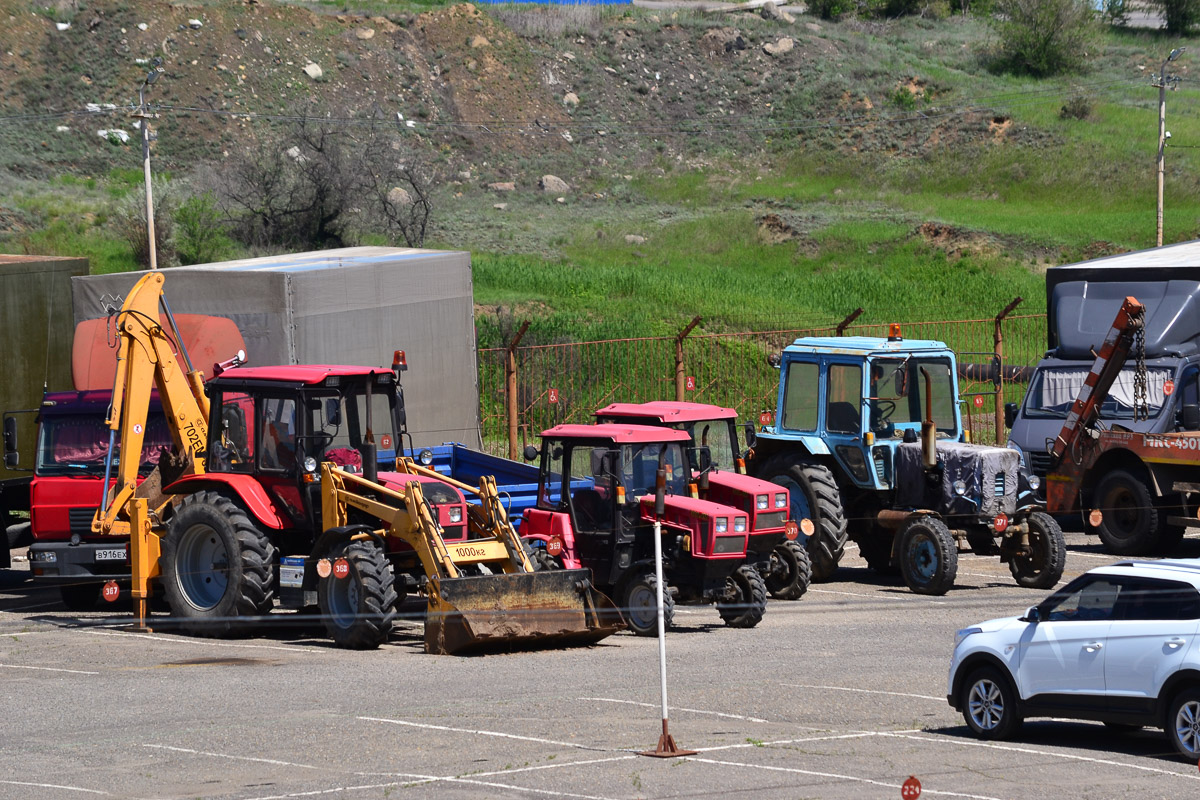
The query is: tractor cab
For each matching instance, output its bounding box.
[760,333,962,492]
[596,401,743,474]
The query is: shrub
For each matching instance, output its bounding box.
[175,191,234,265]
[110,180,177,268]
[990,0,1100,76]
[1059,94,1092,119]
[1152,0,1200,32]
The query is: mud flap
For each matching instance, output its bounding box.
[424,569,624,655]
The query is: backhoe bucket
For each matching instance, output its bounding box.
[424,569,624,655]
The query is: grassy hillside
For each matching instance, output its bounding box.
[1,1,1198,346]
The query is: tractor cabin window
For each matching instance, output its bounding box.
[782,361,819,432]
[825,364,863,434]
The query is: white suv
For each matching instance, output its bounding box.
[948,560,1200,760]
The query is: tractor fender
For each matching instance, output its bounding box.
[163,474,289,530]
[520,508,581,569]
[748,432,831,470]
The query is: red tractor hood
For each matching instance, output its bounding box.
[640,493,748,521]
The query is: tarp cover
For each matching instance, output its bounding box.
[894,441,1018,518]
[71,248,479,448]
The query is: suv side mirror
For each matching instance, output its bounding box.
[1023,605,1041,623]
[523,444,539,462]
[1181,403,1200,432]
[3,416,16,468]
[1004,402,1018,429]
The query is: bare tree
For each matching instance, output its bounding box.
[360,127,435,248]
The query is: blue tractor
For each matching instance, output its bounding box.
[746,328,1063,595]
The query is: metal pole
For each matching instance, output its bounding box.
[674,316,701,402]
[505,321,530,461]
[653,517,669,719]
[1158,64,1167,248]
[994,297,1023,446]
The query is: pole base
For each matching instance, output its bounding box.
[639,719,697,758]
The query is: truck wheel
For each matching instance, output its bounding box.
[622,572,674,636]
[161,491,276,636]
[960,667,1021,740]
[60,582,102,611]
[765,539,812,600]
[717,564,767,628]
[1093,469,1162,555]
[898,516,957,596]
[763,458,848,582]
[1009,512,1065,590]
[318,538,398,649]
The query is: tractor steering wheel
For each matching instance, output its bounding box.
[872,399,897,429]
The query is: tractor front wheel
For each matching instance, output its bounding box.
[898,516,957,596]
[765,539,812,600]
[1008,512,1065,590]
[717,565,767,628]
[622,572,674,636]
[317,535,398,649]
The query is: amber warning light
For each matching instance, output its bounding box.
[888,323,903,342]
[393,350,408,371]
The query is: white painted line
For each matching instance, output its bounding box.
[240,773,621,800]
[0,662,100,675]
[85,629,320,653]
[1069,551,1126,560]
[358,716,607,751]
[144,744,321,769]
[695,731,881,753]
[808,588,947,604]
[782,683,944,702]
[470,755,639,778]
[688,756,1007,800]
[0,779,108,795]
[881,732,1200,781]
[3,600,64,612]
[579,697,770,723]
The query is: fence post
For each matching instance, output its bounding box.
[993,298,1023,445]
[674,316,702,402]
[836,308,864,336]
[506,320,531,460]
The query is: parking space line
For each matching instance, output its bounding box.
[880,732,1200,780]
[0,662,99,675]
[809,588,947,605]
[695,731,882,753]
[85,629,321,653]
[0,779,108,795]
[782,683,944,702]
[359,717,610,751]
[144,744,322,769]
[688,756,1007,800]
[578,697,771,723]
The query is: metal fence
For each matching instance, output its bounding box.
[478,306,1048,457]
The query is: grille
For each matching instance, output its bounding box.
[994,473,1007,497]
[69,507,98,534]
[1029,451,1052,477]
[873,452,887,483]
[441,525,466,542]
[754,511,786,530]
[713,536,745,555]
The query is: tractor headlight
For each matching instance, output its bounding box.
[715,517,728,533]
[418,448,435,466]
[953,479,967,496]
[1028,474,1041,491]
[303,456,318,473]
[775,493,787,508]
[733,516,747,533]
[756,494,769,510]
[448,506,463,523]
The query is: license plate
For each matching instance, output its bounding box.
[95,548,126,561]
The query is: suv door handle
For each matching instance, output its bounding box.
[1084,641,1103,653]
[1167,638,1187,650]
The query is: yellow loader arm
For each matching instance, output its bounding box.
[321,463,623,654]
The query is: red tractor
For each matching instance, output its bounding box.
[520,423,768,635]
[596,401,811,600]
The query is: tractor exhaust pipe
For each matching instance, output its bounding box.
[920,367,937,471]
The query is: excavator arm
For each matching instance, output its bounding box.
[92,271,211,536]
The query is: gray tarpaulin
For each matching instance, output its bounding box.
[895,441,1018,518]
[71,247,480,449]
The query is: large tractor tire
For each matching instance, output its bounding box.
[1008,512,1066,590]
[856,535,899,576]
[1092,469,1164,555]
[160,491,276,636]
[60,582,103,611]
[530,548,562,571]
[317,536,398,649]
[762,458,848,582]
[621,571,674,636]
[717,564,767,628]
[765,539,812,600]
[898,516,957,596]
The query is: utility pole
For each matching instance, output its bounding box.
[133,58,165,269]
[1154,48,1184,248]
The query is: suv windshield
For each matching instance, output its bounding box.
[36,413,172,477]
[1023,367,1172,420]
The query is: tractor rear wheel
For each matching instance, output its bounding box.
[717,565,767,628]
[762,458,848,582]
[898,516,957,596]
[161,491,276,636]
[622,572,674,636]
[1092,469,1164,555]
[856,534,899,575]
[1008,512,1065,589]
[765,540,812,599]
[317,536,398,649]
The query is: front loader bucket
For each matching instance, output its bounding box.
[424,569,624,655]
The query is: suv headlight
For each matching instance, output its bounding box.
[955,627,982,648]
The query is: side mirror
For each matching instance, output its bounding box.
[742,422,757,449]
[3,416,16,468]
[1181,403,1200,431]
[767,352,781,369]
[1023,606,1041,623]
[523,444,539,462]
[1004,402,1018,429]
[324,398,342,428]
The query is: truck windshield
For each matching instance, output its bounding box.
[1023,367,1172,420]
[686,419,736,469]
[36,413,172,476]
[868,357,957,437]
